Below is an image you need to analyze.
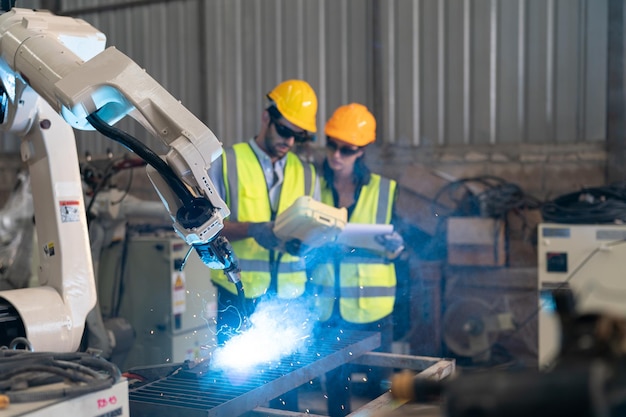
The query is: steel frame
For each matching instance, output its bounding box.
[244,352,456,417]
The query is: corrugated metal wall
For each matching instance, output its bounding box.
[376,0,608,147]
[0,0,610,156]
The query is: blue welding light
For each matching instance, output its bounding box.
[211,298,317,373]
[540,290,556,313]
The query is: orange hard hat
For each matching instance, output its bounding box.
[324,103,376,147]
[267,79,318,133]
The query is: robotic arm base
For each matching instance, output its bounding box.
[0,287,88,352]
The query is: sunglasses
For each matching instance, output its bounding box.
[270,118,311,143]
[325,140,361,157]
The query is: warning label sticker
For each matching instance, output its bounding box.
[172,272,186,314]
[59,200,81,223]
[43,242,55,257]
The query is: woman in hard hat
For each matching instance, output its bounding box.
[309,103,404,417]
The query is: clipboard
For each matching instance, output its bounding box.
[335,223,393,252]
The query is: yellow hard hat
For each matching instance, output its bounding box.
[267,79,318,133]
[324,103,376,147]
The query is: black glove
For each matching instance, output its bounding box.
[284,239,312,257]
[375,231,405,259]
[248,222,281,251]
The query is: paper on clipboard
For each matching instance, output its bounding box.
[335,223,393,252]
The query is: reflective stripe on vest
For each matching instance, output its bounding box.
[238,258,306,273]
[375,177,390,224]
[312,174,397,323]
[310,284,396,298]
[337,254,392,264]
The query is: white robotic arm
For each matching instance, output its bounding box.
[0,8,229,241]
[0,8,239,352]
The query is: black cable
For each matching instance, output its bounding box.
[112,225,131,318]
[433,175,542,220]
[7,379,113,403]
[235,281,249,326]
[541,185,626,224]
[87,112,218,231]
[429,176,543,254]
[0,349,121,403]
[86,112,194,207]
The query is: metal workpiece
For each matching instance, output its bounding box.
[353,352,455,380]
[129,330,381,417]
[128,330,455,417]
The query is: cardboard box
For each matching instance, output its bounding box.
[506,208,542,267]
[507,208,542,241]
[447,217,506,266]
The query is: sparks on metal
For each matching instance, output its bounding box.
[210,298,318,372]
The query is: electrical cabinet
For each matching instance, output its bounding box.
[537,223,626,367]
[115,234,217,370]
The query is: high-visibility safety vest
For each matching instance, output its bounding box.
[310,174,397,323]
[210,143,317,299]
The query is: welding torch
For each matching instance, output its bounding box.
[192,236,250,327]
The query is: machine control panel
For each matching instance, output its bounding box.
[538,223,626,367]
[538,223,626,285]
[545,251,568,273]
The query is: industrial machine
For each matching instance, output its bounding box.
[112,231,218,370]
[0,6,240,415]
[442,297,515,364]
[537,223,626,367]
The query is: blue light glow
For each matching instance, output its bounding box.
[210,297,318,373]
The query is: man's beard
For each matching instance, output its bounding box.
[265,134,288,159]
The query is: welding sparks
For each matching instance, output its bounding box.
[210,298,317,373]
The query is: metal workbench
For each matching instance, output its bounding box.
[246,352,454,417]
[128,330,454,417]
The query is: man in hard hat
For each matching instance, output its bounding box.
[308,103,405,417]
[209,79,320,340]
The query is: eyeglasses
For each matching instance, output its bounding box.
[325,139,361,157]
[270,118,311,143]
